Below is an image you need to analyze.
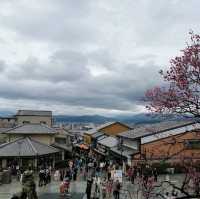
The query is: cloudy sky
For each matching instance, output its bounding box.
[0,0,199,116]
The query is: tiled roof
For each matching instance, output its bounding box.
[91,131,105,139]
[16,110,52,116]
[118,120,198,140]
[0,128,11,133]
[110,146,138,158]
[3,124,56,135]
[86,121,131,135]
[0,137,59,157]
[98,136,118,148]
[52,143,72,152]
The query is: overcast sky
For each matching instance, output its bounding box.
[0,0,199,116]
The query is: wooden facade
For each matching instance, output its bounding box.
[133,130,200,164]
[84,122,131,145]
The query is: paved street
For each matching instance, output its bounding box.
[0,175,87,199]
[0,173,185,199]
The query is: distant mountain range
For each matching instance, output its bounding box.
[53,113,190,125]
[0,110,191,125]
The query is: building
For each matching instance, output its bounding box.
[15,110,53,126]
[84,121,131,146]
[0,110,76,169]
[0,117,16,128]
[118,120,200,165]
[0,137,59,169]
[3,123,57,145]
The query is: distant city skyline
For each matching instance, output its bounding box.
[0,0,199,115]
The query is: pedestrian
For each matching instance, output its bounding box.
[101,178,107,199]
[164,192,170,199]
[91,177,100,199]
[73,167,78,181]
[107,166,111,180]
[106,179,113,198]
[38,168,44,187]
[113,180,121,199]
[21,167,38,199]
[153,168,158,182]
[45,168,51,184]
[86,178,93,199]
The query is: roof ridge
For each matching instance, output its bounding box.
[0,137,24,148]
[3,124,25,133]
[27,137,38,155]
[29,138,58,150]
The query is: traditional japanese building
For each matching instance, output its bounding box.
[84,121,131,146]
[0,137,59,169]
[118,120,200,165]
[15,110,53,126]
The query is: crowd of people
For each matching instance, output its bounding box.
[38,167,51,187]
[9,150,181,199]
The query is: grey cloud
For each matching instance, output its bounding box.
[0,0,198,115]
[6,50,90,82]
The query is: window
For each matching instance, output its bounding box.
[23,121,30,124]
[185,140,200,149]
[40,121,47,124]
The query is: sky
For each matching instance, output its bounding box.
[0,0,199,116]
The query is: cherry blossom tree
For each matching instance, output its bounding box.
[146,32,200,117]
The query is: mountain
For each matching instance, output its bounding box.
[53,113,189,124]
[0,111,15,117]
[53,115,115,124]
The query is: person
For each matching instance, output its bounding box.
[38,168,45,187]
[60,177,70,194]
[113,180,121,199]
[11,194,20,199]
[164,192,171,199]
[106,180,113,198]
[91,177,100,199]
[86,178,93,199]
[73,167,78,181]
[107,166,111,180]
[101,178,107,199]
[171,189,178,198]
[45,168,51,184]
[153,168,158,182]
[21,167,38,199]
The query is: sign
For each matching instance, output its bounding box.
[113,170,123,183]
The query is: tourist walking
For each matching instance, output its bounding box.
[106,179,113,198]
[113,180,121,199]
[86,178,93,199]
[153,168,158,182]
[101,178,107,199]
[21,167,38,199]
[38,168,45,187]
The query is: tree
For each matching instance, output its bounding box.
[146,32,200,117]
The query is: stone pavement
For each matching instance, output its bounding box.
[0,173,185,199]
[0,176,87,199]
